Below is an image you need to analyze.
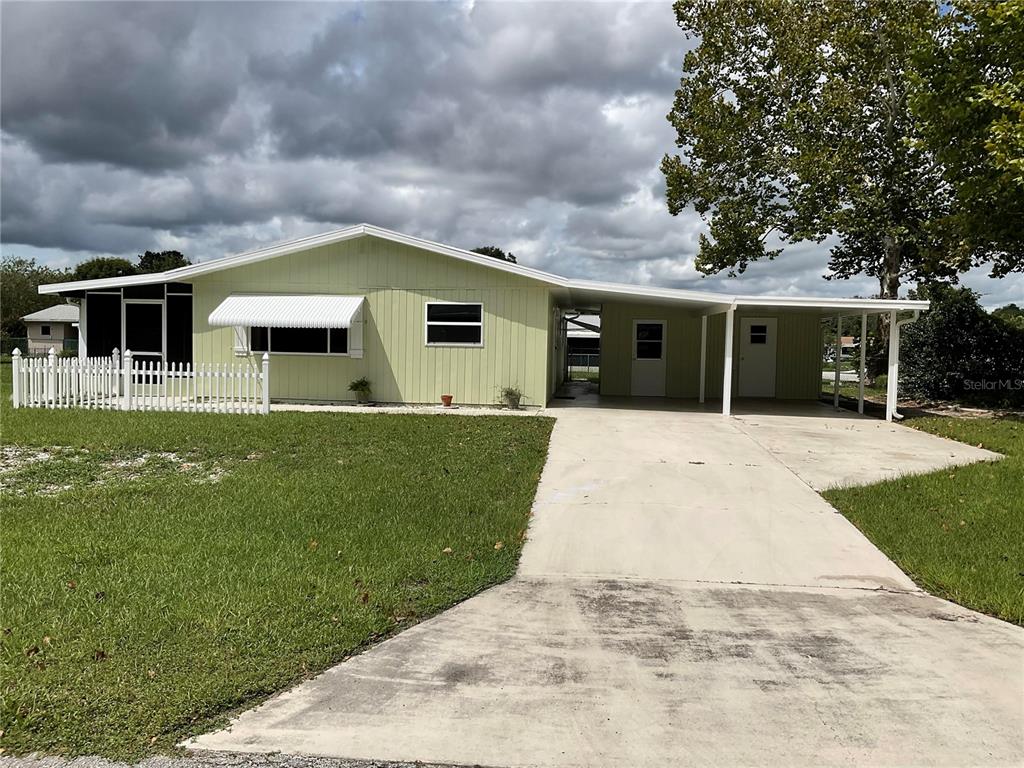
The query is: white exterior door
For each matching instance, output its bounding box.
[630,320,666,396]
[738,318,777,397]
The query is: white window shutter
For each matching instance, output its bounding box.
[232,326,249,356]
[349,309,364,358]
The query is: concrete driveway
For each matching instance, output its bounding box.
[191,401,1020,767]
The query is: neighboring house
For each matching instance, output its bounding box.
[565,314,601,375]
[21,304,79,355]
[38,223,927,414]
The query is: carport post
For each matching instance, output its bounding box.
[885,310,898,422]
[834,314,842,409]
[722,306,735,416]
[699,315,707,404]
[858,312,867,414]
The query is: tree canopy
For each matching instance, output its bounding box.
[661,0,1024,299]
[472,246,517,264]
[138,250,191,273]
[0,257,70,337]
[72,257,137,282]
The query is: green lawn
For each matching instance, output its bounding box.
[0,399,553,758]
[824,415,1023,625]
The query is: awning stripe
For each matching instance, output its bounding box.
[208,294,364,329]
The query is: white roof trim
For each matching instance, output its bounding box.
[208,294,365,329]
[39,224,569,294]
[735,296,930,313]
[36,223,930,313]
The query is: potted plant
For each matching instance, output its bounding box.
[500,386,523,410]
[440,393,454,408]
[348,377,372,404]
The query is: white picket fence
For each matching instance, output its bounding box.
[10,348,270,415]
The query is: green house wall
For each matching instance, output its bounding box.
[189,236,553,406]
[599,302,822,400]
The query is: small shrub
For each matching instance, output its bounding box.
[499,386,523,409]
[348,377,372,401]
[875,374,887,391]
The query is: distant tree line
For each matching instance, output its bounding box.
[1,251,190,337]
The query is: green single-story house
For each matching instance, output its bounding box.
[38,223,928,419]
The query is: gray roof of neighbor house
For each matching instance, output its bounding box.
[22,303,79,323]
[37,223,930,316]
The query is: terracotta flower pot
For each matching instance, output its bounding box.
[441,394,454,407]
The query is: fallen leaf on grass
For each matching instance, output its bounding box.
[442,547,453,554]
[494,541,504,550]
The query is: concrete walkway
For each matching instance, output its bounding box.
[190,398,1020,767]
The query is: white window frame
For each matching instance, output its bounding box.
[632,319,666,361]
[425,301,484,348]
[247,326,351,357]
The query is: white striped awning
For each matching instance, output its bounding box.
[208,294,364,329]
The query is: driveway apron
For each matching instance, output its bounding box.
[191,406,1022,768]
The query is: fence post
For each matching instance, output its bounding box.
[47,347,57,407]
[11,348,21,408]
[111,347,120,397]
[261,353,270,415]
[122,350,133,411]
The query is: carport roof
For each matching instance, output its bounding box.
[38,223,929,314]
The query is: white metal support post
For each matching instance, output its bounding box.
[699,314,708,404]
[858,312,867,414]
[722,306,735,416]
[885,311,898,422]
[834,314,842,409]
[11,348,22,408]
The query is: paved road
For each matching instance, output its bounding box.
[191,402,1020,767]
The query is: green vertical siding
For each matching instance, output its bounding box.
[600,302,822,400]
[190,236,552,406]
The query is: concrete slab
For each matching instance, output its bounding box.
[190,578,1024,767]
[520,407,916,591]
[733,409,1002,490]
[190,395,1018,768]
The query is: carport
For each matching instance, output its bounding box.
[559,280,929,421]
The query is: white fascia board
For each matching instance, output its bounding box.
[38,272,174,294]
[735,295,930,313]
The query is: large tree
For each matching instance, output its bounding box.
[912,0,1024,279]
[472,246,517,264]
[72,257,137,281]
[137,250,191,273]
[661,0,1023,300]
[0,257,69,337]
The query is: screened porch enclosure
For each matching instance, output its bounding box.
[81,283,193,364]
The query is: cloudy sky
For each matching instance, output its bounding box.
[2,1,1020,308]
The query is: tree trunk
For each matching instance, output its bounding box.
[867,236,904,378]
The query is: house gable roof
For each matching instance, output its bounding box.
[38,223,929,315]
[22,303,79,322]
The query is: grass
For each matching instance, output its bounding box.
[824,415,1023,625]
[0,387,553,758]
[821,379,887,401]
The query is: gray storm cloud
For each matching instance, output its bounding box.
[1,1,1020,306]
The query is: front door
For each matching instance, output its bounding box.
[738,317,777,397]
[630,320,666,396]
